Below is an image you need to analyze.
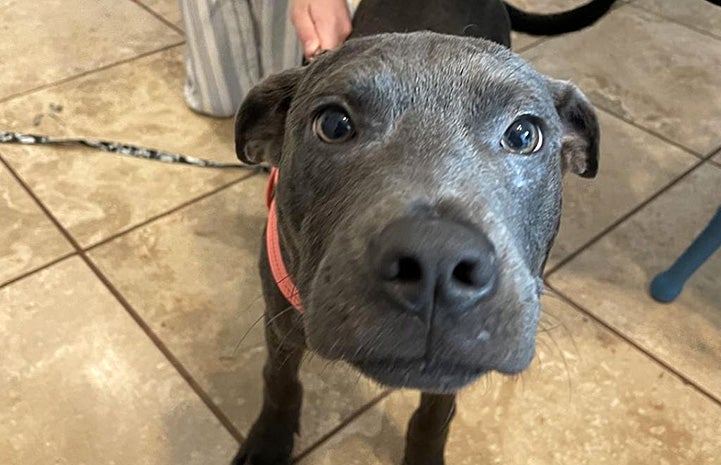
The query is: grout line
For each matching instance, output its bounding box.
[545,156,708,277]
[0,252,77,290]
[0,42,185,106]
[626,1,721,42]
[515,37,549,54]
[129,0,184,35]
[545,283,721,406]
[545,143,720,278]
[292,390,393,463]
[706,144,721,169]
[592,105,703,159]
[85,170,262,252]
[80,253,246,443]
[0,155,245,444]
[706,143,721,158]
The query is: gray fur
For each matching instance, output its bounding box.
[232,5,601,464]
[236,32,598,390]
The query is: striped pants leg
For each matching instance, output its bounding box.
[180,0,300,117]
[180,0,360,118]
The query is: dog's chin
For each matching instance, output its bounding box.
[348,358,488,393]
[347,347,536,393]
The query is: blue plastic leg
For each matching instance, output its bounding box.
[650,206,721,303]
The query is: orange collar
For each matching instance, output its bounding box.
[266,168,303,311]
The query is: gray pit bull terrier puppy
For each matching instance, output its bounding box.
[232,0,614,464]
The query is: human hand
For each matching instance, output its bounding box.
[291,0,352,59]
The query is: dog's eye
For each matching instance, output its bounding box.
[313,107,354,143]
[501,116,543,155]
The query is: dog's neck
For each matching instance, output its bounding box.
[266,168,304,311]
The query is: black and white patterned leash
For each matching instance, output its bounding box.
[0,131,260,170]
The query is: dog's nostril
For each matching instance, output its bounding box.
[370,218,498,314]
[452,260,477,286]
[391,256,423,282]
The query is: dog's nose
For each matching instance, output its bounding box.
[369,217,498,316]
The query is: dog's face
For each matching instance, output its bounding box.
[236,32,599,392]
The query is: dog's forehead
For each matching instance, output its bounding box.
[301,32,551,112]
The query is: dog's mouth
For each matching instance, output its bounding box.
[303,220,543,393]
[349,357,492,392]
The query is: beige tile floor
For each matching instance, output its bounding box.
[1,1,720,464]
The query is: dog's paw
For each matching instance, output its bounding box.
[230,413,296,465]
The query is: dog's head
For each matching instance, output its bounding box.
[236,32,599,392]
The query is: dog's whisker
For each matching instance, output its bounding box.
[276,331,300,369]
[352,344,365,360]
[478,373,493,397]
[277,330,305,370]
[232,293,265,357]
[535,337,557,374]
[302,351,315,365]
[541,329,574,401]
[319,359,333,377]
[261,311,302,371]
[267,308,299,367]
[278,348,297,370]
[231,304,295,356]
[540,300,581,362]
[354,370,365,388]
[547,317,581,364]
[328,338,341,357]
[265,306,296,328]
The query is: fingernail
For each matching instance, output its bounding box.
[305,40,320,56]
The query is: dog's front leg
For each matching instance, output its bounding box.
[403,392,457,465]
[232,322,304,465]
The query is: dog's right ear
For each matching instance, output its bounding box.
[235,66,306,165]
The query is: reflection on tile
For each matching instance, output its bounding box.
[88,176,384,452]
[523,7,721,154]
[300,296,721,465]
[548,109,697,268]
[635,0,721,38]
[0,164,73,284]
[0,0,181,99]
[142,0,184,29]
[0,257,236,465]
[0,47,247,247]
[549,164,721,399]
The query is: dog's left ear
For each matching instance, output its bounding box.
[235,66,306,165]
[547,79,600,178]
